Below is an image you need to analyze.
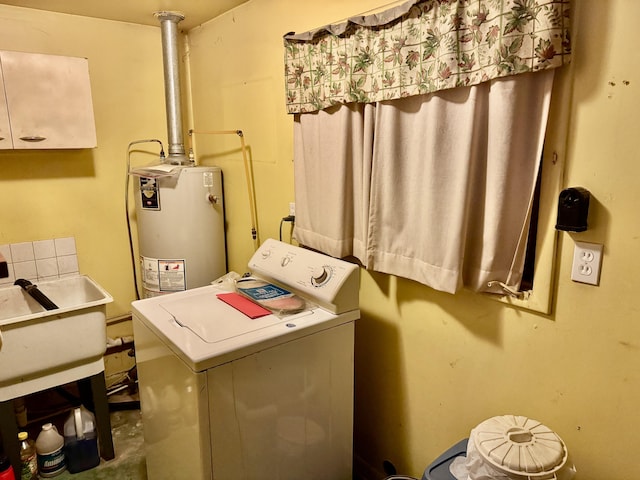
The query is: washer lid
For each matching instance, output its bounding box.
[473,415,568,477]
[158,291,314,343]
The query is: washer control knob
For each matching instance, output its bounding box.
[311,266,331,286]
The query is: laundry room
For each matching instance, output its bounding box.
[0,0,638,479]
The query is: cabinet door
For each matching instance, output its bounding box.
[1,51,97,149]
[0,63,12,150]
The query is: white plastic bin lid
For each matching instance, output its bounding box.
[473,415,568,478]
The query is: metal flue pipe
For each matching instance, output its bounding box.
[155,11,188,164]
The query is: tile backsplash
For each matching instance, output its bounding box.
[0,237,79,286]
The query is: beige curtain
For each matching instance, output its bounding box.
[293,70,554,294]
[288,0,569,294]
[293,103,375,261]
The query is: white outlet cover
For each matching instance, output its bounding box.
[571,241,603,285]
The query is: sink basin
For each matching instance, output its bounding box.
[0,275,113,401]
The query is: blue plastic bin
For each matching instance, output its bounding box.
[421,439,468,480]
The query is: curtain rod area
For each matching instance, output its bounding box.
[331,0,409,25]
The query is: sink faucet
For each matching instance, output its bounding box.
[0,253,8,278]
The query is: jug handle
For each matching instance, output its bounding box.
[74,408,85,440]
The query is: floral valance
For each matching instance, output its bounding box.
[283,0,571,114]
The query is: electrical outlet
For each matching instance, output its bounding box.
[289,202,296,216]
[571,241,603,285]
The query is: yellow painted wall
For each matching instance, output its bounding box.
[0,6,166,321]
[0,0,638,479]
[189,1,639,479]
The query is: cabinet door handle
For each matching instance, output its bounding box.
[19,136,47,142]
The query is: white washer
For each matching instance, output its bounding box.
[132,239,360,480]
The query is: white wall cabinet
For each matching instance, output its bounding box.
[0,50,97,149]
[0,64,11,150]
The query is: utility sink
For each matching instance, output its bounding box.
[0,275,113,401]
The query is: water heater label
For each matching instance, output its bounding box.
[140,177,160,210]
[141,256,186,293]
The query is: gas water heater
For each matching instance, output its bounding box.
[130,13,226,298]
[134,166,226,298]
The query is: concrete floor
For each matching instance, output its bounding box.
[56,409,146,480]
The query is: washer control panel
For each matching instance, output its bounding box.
[248,239,359,314]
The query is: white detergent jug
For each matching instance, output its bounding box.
[35,423,66,477]
[63,406,100,473]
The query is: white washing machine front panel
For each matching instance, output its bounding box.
[132,239,360,480]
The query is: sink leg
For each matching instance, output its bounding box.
[0,399,20,476]
[78,373,115,461]
[91,372,115,461]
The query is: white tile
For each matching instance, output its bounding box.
[38,275,60,282]
[11,242,35,262]
[0,244,12,262]
[57,254,79,275]
[36,258,59,278]
[54,237,76,256]
[33,240,56,259]
[58,272,80,279]
[13,260,37,281]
